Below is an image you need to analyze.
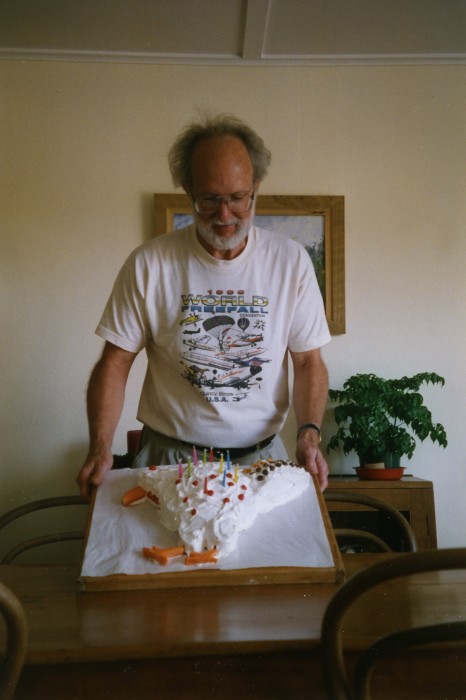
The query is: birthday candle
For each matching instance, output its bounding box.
[203,477,208,494]
[192,446,198,465]
[234,465,239,483]
[187,456,192,477]
[227,450,231,470]
[218,453,224,473]
[209,447,214,463]
[178,462,183,478]
[203,448,207,465]
[222,467,227,487]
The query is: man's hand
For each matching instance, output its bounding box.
[77,342,138,500]
[290,347,329,491]
[296,433,329,491]
[77,448,114,501]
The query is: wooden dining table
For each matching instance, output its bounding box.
[1,554,465,700]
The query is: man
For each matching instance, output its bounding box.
[77,114,331,500]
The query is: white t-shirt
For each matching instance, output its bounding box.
[96,225,331,447]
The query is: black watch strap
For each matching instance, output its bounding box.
[296,422,321,442]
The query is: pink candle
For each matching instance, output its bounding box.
[178,462,183,478]
[193,446,198,465]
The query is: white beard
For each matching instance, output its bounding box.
[194,212,253,252]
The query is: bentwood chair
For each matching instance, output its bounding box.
[323,491,418,553]
[321,547,466,700]
[0,582,28,700]
[0,496,87,564]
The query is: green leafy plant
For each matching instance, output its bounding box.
[327,372,448,466]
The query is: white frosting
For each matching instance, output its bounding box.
[138,459,310,558]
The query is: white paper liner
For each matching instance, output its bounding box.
[80,468,334,576]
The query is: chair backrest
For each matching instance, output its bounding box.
[0,582,28,700]
[323,491,418,553]
[0,496,88,564]
[321,548,466,700]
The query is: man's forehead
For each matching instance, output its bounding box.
[192,135,250,164]
[190,135,253,190]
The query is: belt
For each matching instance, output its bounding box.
[180,435,276,460]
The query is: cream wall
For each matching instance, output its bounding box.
[1,61,465,552]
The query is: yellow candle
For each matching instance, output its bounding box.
[234,465,239,482]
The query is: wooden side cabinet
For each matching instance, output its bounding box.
[326,476,437,551]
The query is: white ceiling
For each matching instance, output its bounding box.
[1,0,465,66]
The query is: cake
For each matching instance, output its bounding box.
[122,459,310,566]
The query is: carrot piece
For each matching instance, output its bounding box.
[143,547,169,565]
[185,548,218,565]
[122,486,146,506]
[143,545,185,566]
[160,546,185,558]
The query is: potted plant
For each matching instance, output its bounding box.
[327,372,448,468]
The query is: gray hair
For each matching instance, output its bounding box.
[168,113,271,190]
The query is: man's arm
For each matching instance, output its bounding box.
[77,341,138,499]
[290,348,329,491]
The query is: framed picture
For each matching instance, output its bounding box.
[154,194,345,335]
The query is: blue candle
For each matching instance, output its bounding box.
[222,467,227,487]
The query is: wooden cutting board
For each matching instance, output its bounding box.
[78,470,344,591]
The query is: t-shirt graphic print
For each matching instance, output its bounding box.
[178,288,270,403]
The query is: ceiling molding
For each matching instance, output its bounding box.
[1,0,465,67]
[242,0,270,60]
[1,48,464,67]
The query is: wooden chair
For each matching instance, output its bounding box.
[0,496,87,564]
[321,548,466,700]
[0,582,28,700]
[323,491,418,553]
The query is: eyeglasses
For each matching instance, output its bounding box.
[193,189,255,215]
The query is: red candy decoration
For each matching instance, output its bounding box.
[223,498,230,504]
[238,493,245,501]
[191,508,197,516]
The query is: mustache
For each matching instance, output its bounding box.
[210,218,240,226]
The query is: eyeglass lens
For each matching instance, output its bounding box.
[195,191,254,214]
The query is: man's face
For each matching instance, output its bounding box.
[188,136,257,258]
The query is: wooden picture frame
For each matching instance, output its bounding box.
[154,194,345,335]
